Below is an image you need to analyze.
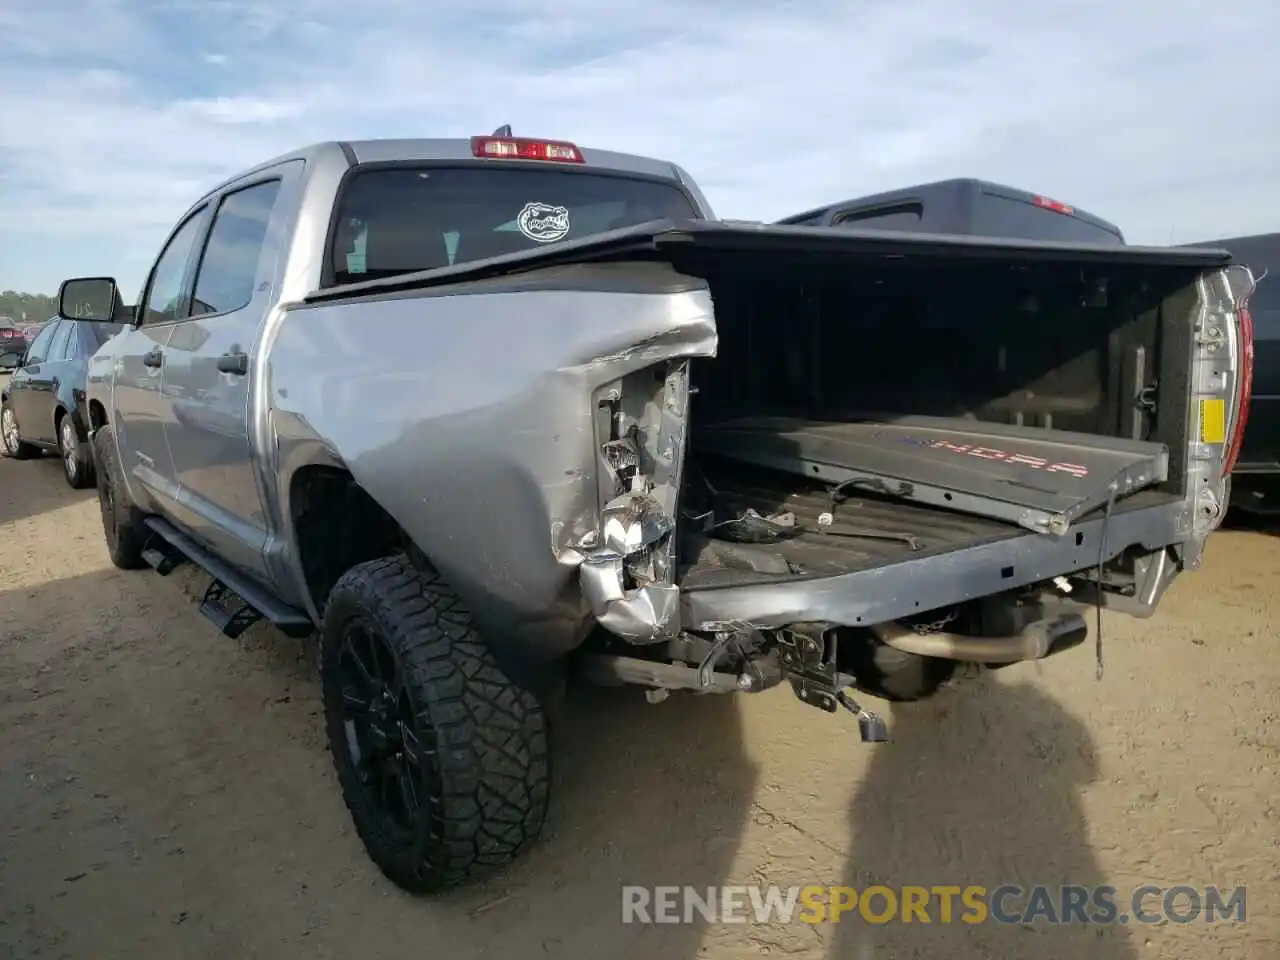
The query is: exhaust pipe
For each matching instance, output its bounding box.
[871,611,1088,664]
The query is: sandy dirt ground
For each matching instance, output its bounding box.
[2,437,1279,959]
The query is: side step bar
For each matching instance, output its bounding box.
[141,517,315,639]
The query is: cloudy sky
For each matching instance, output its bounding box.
[0,0,1275,296]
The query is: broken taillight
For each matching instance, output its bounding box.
[470,135,584,163]
[1223,303,1255,477]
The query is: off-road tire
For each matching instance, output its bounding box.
[321,556,550,893]
[58,414,95,489]
[1,401,38,460]
[849,638,956,703]
[92,425,148,569]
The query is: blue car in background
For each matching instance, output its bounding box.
[1,316,127,488]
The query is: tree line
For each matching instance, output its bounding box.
[0,291,57,322]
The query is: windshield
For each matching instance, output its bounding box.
[328,166,698,285]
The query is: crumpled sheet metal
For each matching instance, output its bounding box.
[579,492,681,643]
[599,492,673,558]
[580,557,681,643]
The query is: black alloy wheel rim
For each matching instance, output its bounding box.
[337,621,426,836]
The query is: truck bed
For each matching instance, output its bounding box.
[679,455,1181,590]
[679,456,1015,588]
[690,415,1171,535]
[678,413,1178,591]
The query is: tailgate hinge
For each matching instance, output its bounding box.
[1136,379,1158,414]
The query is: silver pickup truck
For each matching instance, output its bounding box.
[53,130,1253,894]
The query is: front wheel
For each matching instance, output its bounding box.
[321,556,550,893]
[1,402,38,460]
[58,415,94,489]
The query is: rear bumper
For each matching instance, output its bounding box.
[681,494,1189,631]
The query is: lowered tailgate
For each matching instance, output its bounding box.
[693,415,1169,536]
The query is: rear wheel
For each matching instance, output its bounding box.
[321,556,550,893]
[92,425,147,569]
[58,415,94,489]
[1,402,38,460]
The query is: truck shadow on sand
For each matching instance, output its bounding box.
[835,676,1137,960]
[484,686,758,958]
[0,565,758,960]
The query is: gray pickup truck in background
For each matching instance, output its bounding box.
[56,130,1252,894]
[778,177,1127,245]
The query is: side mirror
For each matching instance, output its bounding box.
[58,276,121,323]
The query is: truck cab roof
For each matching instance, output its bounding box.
[778,178,1125,246]
[195,136,714,218]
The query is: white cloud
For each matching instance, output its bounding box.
[1,0,1277,294]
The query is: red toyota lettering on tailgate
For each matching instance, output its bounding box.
[1004,453,1048,468]
[913,437,1090,477]
[1045,462,1090,478]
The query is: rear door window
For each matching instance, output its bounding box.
[329,166,697,285]
[832,203,925,232]
[190,180,283,317]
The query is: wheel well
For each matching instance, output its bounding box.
[88,400,109,431]
[290,466,410,613]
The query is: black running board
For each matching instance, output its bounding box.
[142,517,315,639]
[141,543,183,576]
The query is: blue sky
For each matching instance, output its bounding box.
[1,0,1276,297]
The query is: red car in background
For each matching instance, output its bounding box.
[0,318,26,369]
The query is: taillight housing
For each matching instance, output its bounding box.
[1033,195,1075,215]
[470,136,584,163]
[1222,302,1255,477]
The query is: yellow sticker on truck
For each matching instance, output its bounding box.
[1199,398,1226,444]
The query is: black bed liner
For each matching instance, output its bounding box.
[692,416,1170,536]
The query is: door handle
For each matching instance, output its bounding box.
[216,351,249,376]
[142,348,163,369]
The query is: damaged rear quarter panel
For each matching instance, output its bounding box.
[266,261,717,662]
